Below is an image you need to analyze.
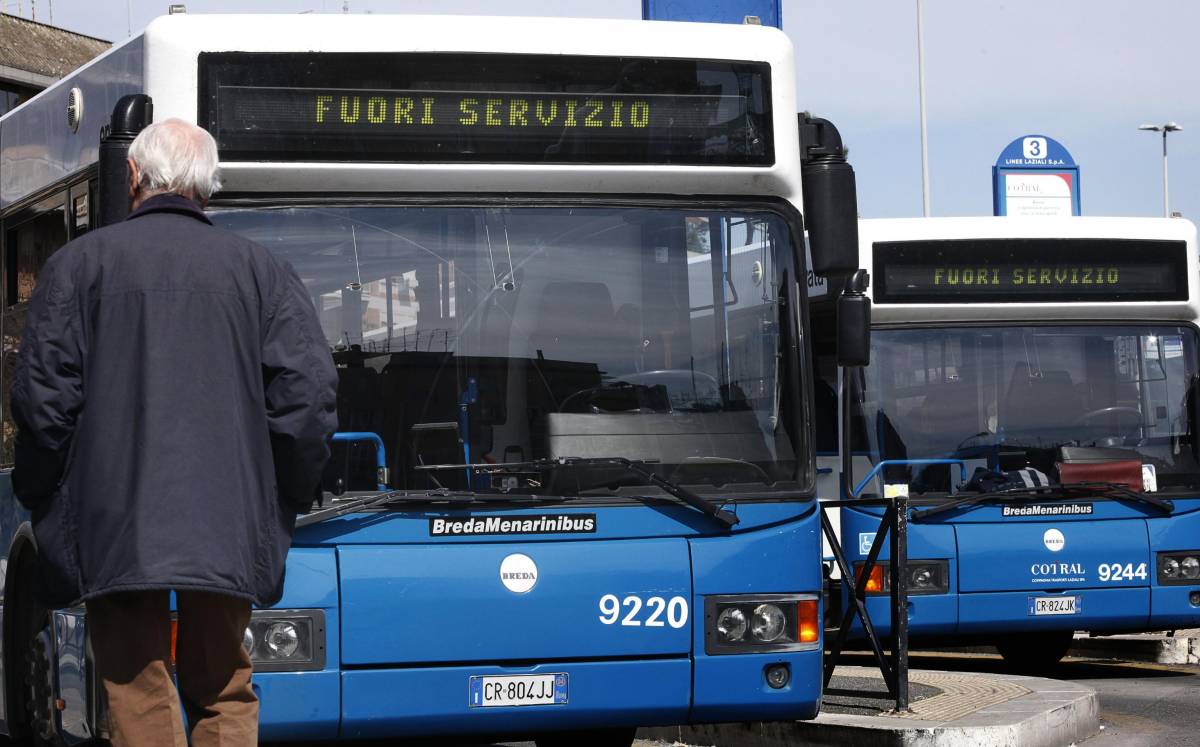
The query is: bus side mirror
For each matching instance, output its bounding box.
[798,114,859,275]
[837,270,871,368]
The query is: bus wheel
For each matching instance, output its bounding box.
[25,624,59,746]
[996,631,1074,672]
[534,727,637,747]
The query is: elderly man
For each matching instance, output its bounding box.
[10,118,338,746]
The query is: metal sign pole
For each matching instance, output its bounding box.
[889,494,911,712]
[1162,129,1170,218]
[916,0,931,217]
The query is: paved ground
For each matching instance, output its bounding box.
[268,649,1198,747]
[1050,658,1200,747]
[831,666,1029,721]
[642,662,1096,747]
[1072,627,1200,665]
[868,650,1200,747]
[822,672,941,715]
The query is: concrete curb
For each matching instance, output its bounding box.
[638,669,1098,747]
[1070,631,1199,665]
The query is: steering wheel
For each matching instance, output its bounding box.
[612,370,723,408]
[558,380,672,414]
[1072,406,1144,443]
[614,369,720,385]
[557,370,721,414]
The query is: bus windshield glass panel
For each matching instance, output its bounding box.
[848,325,1200,496]
[873,238,1188,303]
[199,53,772,165]
[209,205,804,497]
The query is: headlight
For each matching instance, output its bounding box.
[705,594,819,655]
[750,604,786,643]
[716,607,748,642]
[1162,557,1181,580]
[1157,552,1200,585]
[1183,557,1200,579]
[911,567,934,589]
[243,610,326,672]
[264,621,301,659]
[851,560,949,595]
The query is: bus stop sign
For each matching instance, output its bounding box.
[992,135,1080,217]
[642,0,782,28]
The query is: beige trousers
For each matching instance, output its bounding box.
[86,590,258,747]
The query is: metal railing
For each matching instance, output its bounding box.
[851,459,966,499]
[820,492,911,712]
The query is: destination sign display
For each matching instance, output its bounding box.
[873,238,1188,304]
[199,52,772,165]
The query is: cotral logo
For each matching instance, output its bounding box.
[499,553,538,594]
[1043,528,1065,553]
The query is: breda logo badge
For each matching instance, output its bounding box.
[499,553,538,593]
[1043,528,1065,552]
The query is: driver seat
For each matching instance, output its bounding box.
[530,281,629,378]
[1001,364,1085,438]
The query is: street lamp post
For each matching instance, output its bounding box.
[917,0,931,217]
[1139,122,1182,217]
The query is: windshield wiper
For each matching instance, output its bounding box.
[416,456,740,529]
[295,489,564,528]
[912,482,1174,522]
[1067,481,1175,513]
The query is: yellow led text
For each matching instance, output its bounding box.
[930,266,1122,286]
[318,93,653,129]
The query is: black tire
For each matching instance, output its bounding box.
[9,551,96,747]
[535,727,637,747]
[17,621,103,747]
[996,630,1074,672]
[24,626,58,747]
[7,550,55,747]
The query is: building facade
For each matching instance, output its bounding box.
[1,13,110,116]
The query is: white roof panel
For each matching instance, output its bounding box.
[859,217,1200,324]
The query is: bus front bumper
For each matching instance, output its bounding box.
[852,585,1200,637]
[255,649,823,740]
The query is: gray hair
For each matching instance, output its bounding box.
[128,118,223,201]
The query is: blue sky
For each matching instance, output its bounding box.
[8,0,1198,220]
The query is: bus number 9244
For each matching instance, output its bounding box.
[1097,562,1148,582]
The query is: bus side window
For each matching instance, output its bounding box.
[1,196,71,466]
[7,202,68,306]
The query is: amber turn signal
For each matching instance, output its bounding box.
[797,600,820,643]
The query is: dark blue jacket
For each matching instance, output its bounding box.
[11,194,338,607]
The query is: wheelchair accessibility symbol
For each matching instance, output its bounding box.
[859,533,876,555]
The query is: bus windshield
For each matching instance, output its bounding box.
[210,204,804,497]
[851,325,1200,495]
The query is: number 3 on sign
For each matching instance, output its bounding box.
[1023,136,1047,160]
[598,594,688,628]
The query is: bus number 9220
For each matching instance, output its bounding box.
[597,595,688,628]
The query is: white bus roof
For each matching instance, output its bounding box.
[859,216,1200,325]
[1,14,802,210]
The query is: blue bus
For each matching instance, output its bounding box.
[817,217,1200,669]
[0,13,864,744]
